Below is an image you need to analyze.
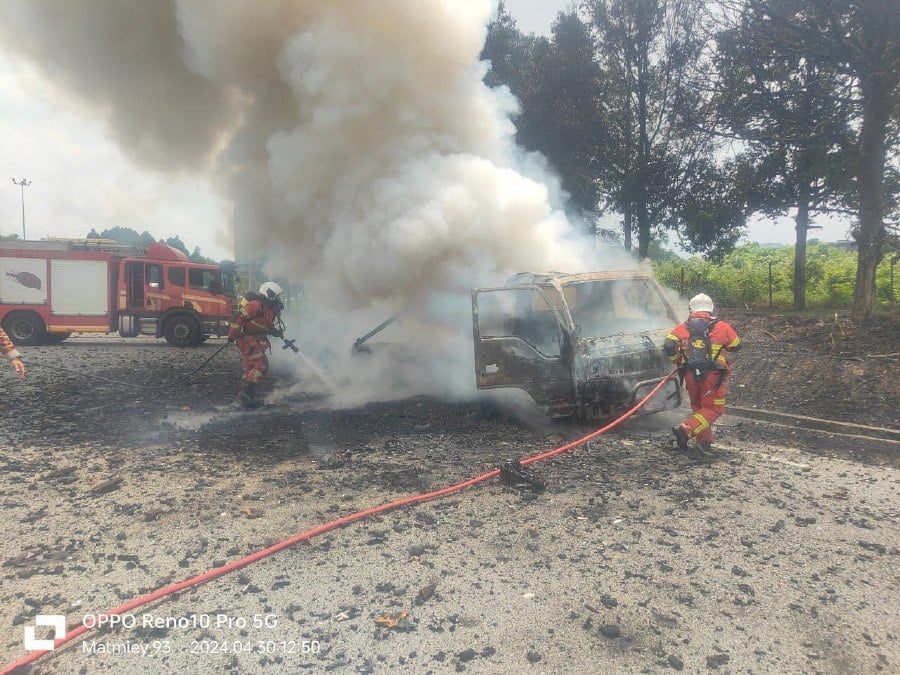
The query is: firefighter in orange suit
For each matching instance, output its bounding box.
[0,327,26,379]
[227,281,285,409]
[663,293,741,451]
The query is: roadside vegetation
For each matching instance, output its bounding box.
[652,241,899,311]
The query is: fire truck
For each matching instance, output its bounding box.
[0,238,238,346]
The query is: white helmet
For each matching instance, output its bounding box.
[259,281,283,300]
[689,293,714,313]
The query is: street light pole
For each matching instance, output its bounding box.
[11,178,31,240]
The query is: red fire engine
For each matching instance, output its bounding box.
[0,238,238,346]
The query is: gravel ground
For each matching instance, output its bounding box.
[0,322,898,674]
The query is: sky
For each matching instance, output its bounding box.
[0,51,233,259]
[0,0,852,265]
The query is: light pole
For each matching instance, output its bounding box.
[11,178,31,240]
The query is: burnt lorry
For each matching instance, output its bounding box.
[471,270,682,419]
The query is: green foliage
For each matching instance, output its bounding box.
[483,7,603,222]
[189,246,216,264]
[92,226,141,245]
[653,242,898,310]
[83,227,216,262]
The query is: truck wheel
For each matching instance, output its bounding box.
[164,315,201,347]
[2,311,47,346]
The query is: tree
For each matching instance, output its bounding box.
[515,11,606,221]
[189,246,216,264]
[713,0,856,309]
[483,2,745,257]
[587,0,724,259]
[94,226,142,245]
[163,235,189,255]
[483,8,606,227]
[741,0,900,321]
[676,156,761,260]
[481,1,531,97]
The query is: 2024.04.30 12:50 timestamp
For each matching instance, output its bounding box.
[190,639,321,655]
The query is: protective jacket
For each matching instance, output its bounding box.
[663,312,741,373]
[228,292,283,385]
[663,311,741,446]
[0,327,21,362]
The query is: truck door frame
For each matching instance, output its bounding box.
[124,260,145,311]
[471,284,575,412]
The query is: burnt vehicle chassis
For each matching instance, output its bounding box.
[471,271,682,420]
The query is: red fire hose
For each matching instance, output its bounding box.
[2,371,676,673]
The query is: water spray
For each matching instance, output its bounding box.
[281,337,339,396]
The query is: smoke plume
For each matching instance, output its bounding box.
[0,0,617,404]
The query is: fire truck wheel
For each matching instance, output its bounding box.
[164,315,201,347]
[2,311,47,346]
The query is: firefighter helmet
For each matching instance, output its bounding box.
[259,281,283,300]
[688,293,714,313]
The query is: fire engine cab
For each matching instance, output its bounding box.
[0,238,237,346]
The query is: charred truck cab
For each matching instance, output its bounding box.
[472,271,682,419]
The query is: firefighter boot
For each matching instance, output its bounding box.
[233,381,261,410]
[672,425,690,451]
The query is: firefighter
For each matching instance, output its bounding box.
[227,281,285,409]
[0,327,25,380]
[663,293,741,451]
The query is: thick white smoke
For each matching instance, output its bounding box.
[0,0,615,404]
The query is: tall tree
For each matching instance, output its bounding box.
[741,0,899,321]
[515,12,606,221]
[713,1,856,309]
[481,1,531,97]
[588,0,720,259]
[483,8,604,224]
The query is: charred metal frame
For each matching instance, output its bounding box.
[472,271,682,420]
